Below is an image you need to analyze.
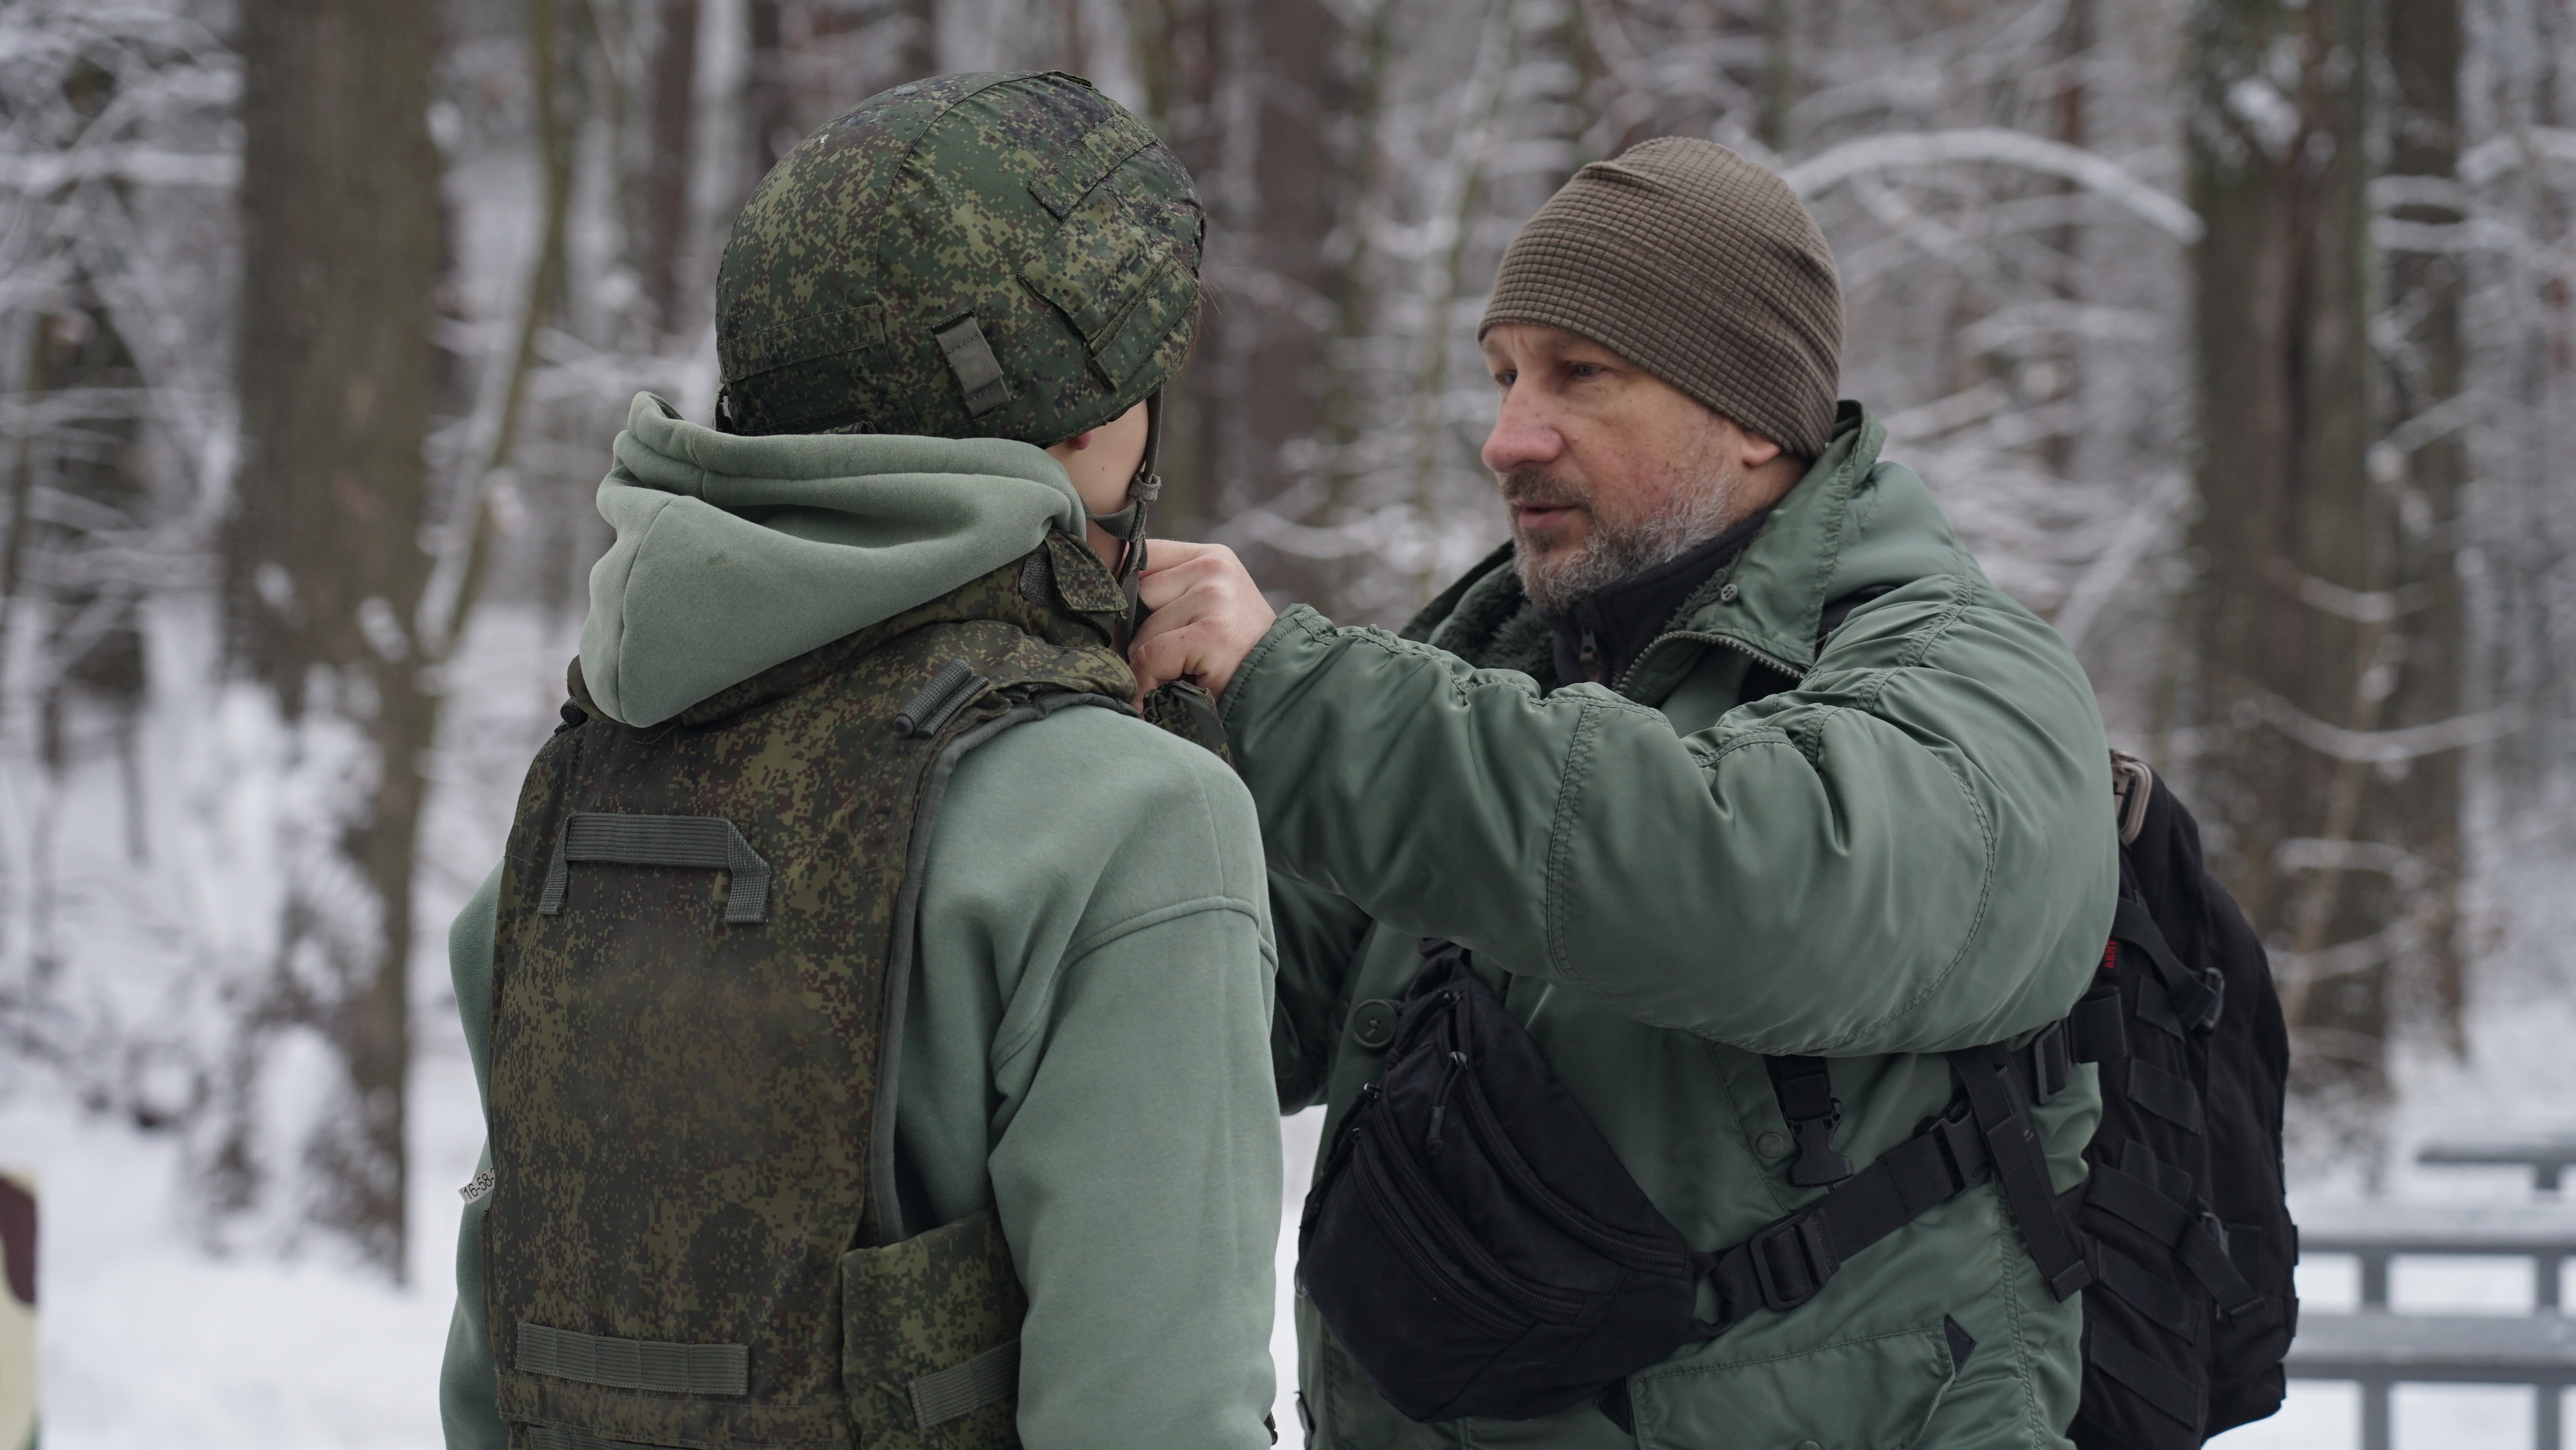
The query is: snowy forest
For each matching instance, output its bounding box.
[2,0,2575,1441]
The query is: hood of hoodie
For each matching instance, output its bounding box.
[577,391,1088,727]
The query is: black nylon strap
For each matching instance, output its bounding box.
[2069,985,2126,1061]
[2087,1160,2191,1243]
[2111,896,2222,1031]
[1700,1103,1992,1333]
[2026,1021,2073,1105]
[2175,1217,2270,1321]
[1705,1022,2096,1334]
[1762,1055,1854,1186]
[2126,1059,2204,1133]
[2087,1156,2271,1322]
[1950,1042,2093,1301]
[2086,1320,2205,1428]
[2126,1139,2194,1205]
[2098,1242,2198,1340]
[2132,964,2185,1038]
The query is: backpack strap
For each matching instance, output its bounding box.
[1761,1056,1855,1186]
[1698,1100,1992,1332]
[2111,894,2225,1032]
[1717,1019,2107,1332]
[1949,1040,2095,1301]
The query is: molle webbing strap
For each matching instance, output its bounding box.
[539,813,771,924]
[2086,1318,2206,1428]
[933,315,1011,417]
[2097,1241,2198,1339]
[910,1339,1022,1428]
[2112,895,2223,1031]
[2126,1058,2206,1133]
[2088,1144,2270,1322]
[515,1322,749,1396]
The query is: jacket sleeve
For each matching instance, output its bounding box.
[1264,872,1374,1112]
[989,906,1281,1450]
[1220,582,2117,1057]
[441,865,507,1450]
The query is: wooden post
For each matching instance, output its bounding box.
[0,1169,32,1450]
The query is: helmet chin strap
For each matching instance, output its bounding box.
[1082,391,1164,636]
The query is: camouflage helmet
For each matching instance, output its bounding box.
[713,71,1204,443]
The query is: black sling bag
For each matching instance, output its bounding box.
[1297,939,2104,1424]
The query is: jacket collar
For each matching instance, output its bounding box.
[1409,402,1889,699]
[1617,401,1883,701]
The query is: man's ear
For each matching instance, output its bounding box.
[1734,425,1784,471]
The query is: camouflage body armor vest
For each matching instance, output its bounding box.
[483,535,1218,1450]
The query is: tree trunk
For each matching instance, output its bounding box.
[228,0,444,1274]
[1126,0,1345,588]
[2375,0,2468,1050]
[2184,0,2384,1143]
[644,0,702,336]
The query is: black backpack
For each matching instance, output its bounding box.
[2059,752,2297,1446]
[1296,751,2295,1441]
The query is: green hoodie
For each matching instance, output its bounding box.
[440,393,1281,1450]
[1240,406,2114,1449]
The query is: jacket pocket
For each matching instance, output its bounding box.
[1626,1322,1959,1450]
[841,1205,1028,1450]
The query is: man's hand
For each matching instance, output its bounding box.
[1131,539,1277,701]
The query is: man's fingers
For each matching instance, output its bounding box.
[1127,539,1275,701]
[1128,619,1196,697]
[1137,539,1249,611]
[1139,537,1227,575]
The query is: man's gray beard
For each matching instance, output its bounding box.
[1512,454,1745,614]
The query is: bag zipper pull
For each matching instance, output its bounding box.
[1427,1050,1468,1154]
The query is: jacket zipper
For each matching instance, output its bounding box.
[1614,629,1805,698]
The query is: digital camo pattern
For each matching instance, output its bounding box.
[715,71,1203,444]
[842,1205,1028,1449]
[486,548,1173,1450]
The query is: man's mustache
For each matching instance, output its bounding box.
[1500,469,1590,512]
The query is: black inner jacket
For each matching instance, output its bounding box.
[1537,508,1770,687]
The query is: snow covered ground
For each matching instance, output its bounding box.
[7,1070,2567,1449]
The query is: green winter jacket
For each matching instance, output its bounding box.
[440,393,1281,1450]
[1243,404,2115,1449]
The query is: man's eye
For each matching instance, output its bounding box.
[1567,362,1604,379]
[1492,371,1516,388]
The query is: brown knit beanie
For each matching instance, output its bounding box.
[1480,137,1843,459]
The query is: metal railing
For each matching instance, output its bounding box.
[2285,1146,2576,1450]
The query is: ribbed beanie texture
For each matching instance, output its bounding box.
[1481,137,1843,459]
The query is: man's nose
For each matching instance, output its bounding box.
[1482,393,1565,476]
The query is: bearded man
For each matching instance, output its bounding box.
[1136,139,2117,1448]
